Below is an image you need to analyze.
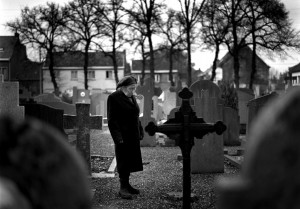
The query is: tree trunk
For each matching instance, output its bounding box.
[187,29,192,87]
[48,49,59,95]
[148,34,155,92]
[83,42,90,90]
[112,47,119,85]
[250,17,257,90]
[211,45,220,82]
[169,47,175,86]
[233,48,240,89]
[141,42,146,86]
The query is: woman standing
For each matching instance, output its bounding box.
[107,75,144,199]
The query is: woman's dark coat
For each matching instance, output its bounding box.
[107,90,143,173]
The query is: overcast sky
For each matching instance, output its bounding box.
[1,0,300,72]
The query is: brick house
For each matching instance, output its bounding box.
[42,50,128,94]
[131,50,194,90]
[288,63,300,86]
[218,46,270,96]
[0,33,42,97]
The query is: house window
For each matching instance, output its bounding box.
[106,70,113,79]
[71,70,78,80]
[154,74,160,82]
[88,70,95,80]
[0,67,8,80]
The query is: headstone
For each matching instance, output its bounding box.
[19,87,33,103]
[217,86,300,209]
[24,103,65,134]
[171,79,182,107]
[190,80,224,173]
[157,103,165,121]
[73,87,91,104]
[246,92,278,140]
[223,107,240,146]
[90,92,109,117]
[135,94,144,117]
[162,89,177,117]
[0,80,24,121]
[152,95,158,120]
[237,89,255,134]
[136,78,156,147]
[34,93,61,103]
[34,93,76,115]
[64,103,102,174]
[190,79,221,99]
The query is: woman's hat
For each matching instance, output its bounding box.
[116,75,137,89]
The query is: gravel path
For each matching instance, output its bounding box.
[90,127,241,209]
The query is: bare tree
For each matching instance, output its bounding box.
[217,0,249,89]
[96,0,128,84]
[126,0,165,91]
[200,0,229,82]
[158,9,185,86]
[128,30,148,85]
[176,0,207,86]
[64,0,105,90]
[6,2,67,95]
[243,0,300,89]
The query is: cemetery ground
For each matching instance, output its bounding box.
[84,126,241,209]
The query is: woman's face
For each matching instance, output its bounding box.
[123,84,137,97]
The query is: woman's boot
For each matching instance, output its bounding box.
[119,179,133,199]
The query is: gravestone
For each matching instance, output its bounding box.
[19,87,33,103]
[135,94,144,116]
[90,92,109,117]
[217,86,300,209]
[190,80,224,173]
[34,93,61,102]
[64,103,102,174]
[237,89,255,134]
[223,107,240,146]
[0,79,24,121]
[24,103,65,134]
[190,79,221,99]
[247,92,278,140]
[162,89,177,117]
[34,93,76,115]
[152,95,159,121]
[73,87,91,103]
[171,79,183,107]
[136,78,156,147]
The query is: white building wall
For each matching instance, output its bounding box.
[292,72,300,86]
[43,68,124,93]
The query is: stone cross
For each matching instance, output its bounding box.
[64,103,102,174]
[145,87,226,209]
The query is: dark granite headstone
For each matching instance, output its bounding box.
[34,93,76,115]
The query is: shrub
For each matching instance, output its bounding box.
[218,81,238,110]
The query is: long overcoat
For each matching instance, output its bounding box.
[107,90,143,174]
